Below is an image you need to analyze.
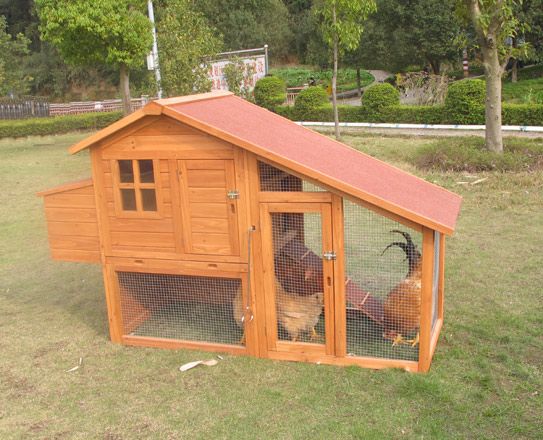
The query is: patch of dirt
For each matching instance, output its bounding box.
[1,369,36,398]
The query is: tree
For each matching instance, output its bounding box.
[314,0,377,140]
[512,0,543,81]
[196,0,292,61]
[463,0,524,153]
[523,0,543,61]
[0,15,30,96]
[346,0,463,74]
[36,0,153,114]
[155,0,221,97]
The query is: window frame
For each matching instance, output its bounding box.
[111,159,163,218]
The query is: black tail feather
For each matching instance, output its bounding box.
[383,230,422,276]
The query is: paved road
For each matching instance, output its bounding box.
[338,70,392,105]
[313,126,543,138]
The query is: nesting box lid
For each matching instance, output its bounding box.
[69,91,462,235]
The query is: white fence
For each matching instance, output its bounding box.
[49,97,150,116]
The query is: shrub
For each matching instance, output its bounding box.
[502,103,543,126]
[361,83,400,114]
[445,79,486,124]
[0,111,123,138]
[378,105,447,124]
[413,138,543,172]
[293,86,329,119]
[275,99,543,126]
[254,76,287,110]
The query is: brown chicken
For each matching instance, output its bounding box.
[233,279,324,343]
[276,280,324,342]
[382,230,422,347]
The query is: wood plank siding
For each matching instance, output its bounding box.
[40,179,100,263]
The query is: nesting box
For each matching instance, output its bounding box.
[38,91,461,372]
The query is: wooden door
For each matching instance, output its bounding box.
[260,202,335,356]
[177,159,240,256]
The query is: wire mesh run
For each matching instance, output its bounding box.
[117,272,244,346]
[270,212,326,343]
[258,161,325,192]
[343,200,423,361]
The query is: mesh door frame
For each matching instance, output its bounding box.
[334,198,441,372]
[258,202,336,357]
[103,261,251,355]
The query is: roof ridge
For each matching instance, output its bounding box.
[156,90,233,107]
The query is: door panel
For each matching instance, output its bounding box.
[260,203,335,355]
[178,159,240,256]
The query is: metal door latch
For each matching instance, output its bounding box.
[323,251,337,261]
[227,190,240,199]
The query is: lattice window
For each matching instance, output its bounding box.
[117,272,244,346]
[343,200,422,361]
[258,161,325,192]
[112,159,161,216]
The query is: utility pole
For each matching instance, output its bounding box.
[148,0,163,99]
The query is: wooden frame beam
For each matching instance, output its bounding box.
[418,227,435,372]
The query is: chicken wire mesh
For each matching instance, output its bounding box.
[270,212,326,344]
[343,200,422,361]
[259,161,325,192]
[117,272,244,346]
[432,232,441,332]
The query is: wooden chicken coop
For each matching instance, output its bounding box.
[38,91,461,372]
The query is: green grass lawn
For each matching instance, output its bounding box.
[270,65,374,92]
[503,77,543,104]
[1,132,542,438]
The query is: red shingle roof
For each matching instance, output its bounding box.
[69,91,461,234]
[164,94,461,235]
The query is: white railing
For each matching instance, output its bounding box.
[49,96,151,116]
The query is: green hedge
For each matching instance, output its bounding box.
[274,102,543,125]
[0,111,123,138]
[502,103,543,125]
[293,87,329,120]
[445,79,486,124]
[361,83,400,110]
[254,76,286,110]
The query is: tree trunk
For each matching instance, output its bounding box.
[466,0,504,153]
[332,5,340,140]
[429,60,440,75]
[120,64,132,115]
[482,43,503,153]
[356,67,362,97]
[511,58,518,83]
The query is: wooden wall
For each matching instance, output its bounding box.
[92,116,247,263]
[39,180,100,263]
[102,158,176,254]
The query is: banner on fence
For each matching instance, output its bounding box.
[208,46,268,92]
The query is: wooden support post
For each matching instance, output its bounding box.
[246,153,268,357]
[438,234,446,321]
[418,227,435,373]
[102,264,124,343]
[331,194,346,358]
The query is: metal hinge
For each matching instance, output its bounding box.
[323,251,337,261]
[227,190,240,199]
